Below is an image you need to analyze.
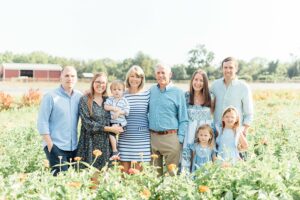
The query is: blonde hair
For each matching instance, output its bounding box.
[222,106,240,133]
[125,65,145,90]
[195,124,215,149]
[110,80,125,91]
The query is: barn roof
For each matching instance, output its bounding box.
[2,63,62,71]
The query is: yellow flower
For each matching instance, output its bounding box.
[198,185,209,193]
[93,149,102,157]
[112,161,119,166]
[67,181,82,188]
[140,188,151,199]
[150,154,158,159]
[167,164,177,171]
[18,173,27,183]
[260,137,268,145]
[74,157,82,161]
[43,159,50,168]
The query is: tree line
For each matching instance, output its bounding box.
[1,44,300,81]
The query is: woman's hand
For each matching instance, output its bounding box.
[104,125,124,134]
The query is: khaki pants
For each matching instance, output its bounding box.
[151,133,181,176]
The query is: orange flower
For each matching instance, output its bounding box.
[221,162,231,168]
[93,149,102,157]
[74,157,82,161]
[167,164,177,171]
[67,181,82,188]
[118,165,124,171]
[198,185,209,193]
[150,154,158,159]
[140,188,151,199]
[128,168,140,175]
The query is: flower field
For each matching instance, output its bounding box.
[0,89,300,199]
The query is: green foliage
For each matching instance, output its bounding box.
[0,90,300,199]
[1,50,300,81]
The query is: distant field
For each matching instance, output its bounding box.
[0,80,299,96]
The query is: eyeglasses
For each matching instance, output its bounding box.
[94,81,106,84]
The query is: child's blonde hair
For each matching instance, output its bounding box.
[195,124,215,149]
[110,80,125,91]
[221,106,240,133]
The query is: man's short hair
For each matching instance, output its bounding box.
[221,57,238,70]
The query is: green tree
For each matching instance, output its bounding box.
[133,51,157,79]
[172,64,188,80]
[187,44,214,76]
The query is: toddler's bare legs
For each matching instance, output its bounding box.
[109,134,118,153]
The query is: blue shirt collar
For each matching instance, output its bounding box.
[222,77,239,86]
[59,85,74,97]
[156,82,173,91]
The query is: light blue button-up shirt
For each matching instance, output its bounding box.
[37,86,82,151]
[149,83,188,143]
[210,78,254,127]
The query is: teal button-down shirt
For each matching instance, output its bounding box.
[149,83,188,143]
[37,86,82,151]
[211,78,254,126]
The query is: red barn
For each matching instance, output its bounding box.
[0,63,62,81]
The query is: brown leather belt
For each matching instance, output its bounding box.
[150,129,177,135]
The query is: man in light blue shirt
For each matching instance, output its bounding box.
[37,66,82,175]
[149,63,188,176]
[211,57,254,136]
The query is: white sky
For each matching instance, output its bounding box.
[0,0,300,65]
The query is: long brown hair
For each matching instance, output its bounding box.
[87,72,108,116]
[189,69,211,107]
[195,124,215,149]
[221,106,240,133]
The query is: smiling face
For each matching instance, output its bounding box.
[192,73,204,93]
[222,60,238,82]
[128,72,142,90]
[222,109,238,128]
[93,75,107,95]
[155,65,172,89]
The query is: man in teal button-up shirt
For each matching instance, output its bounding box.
[149,63,188,176]
[211,57,254,136]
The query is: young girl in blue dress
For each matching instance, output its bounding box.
[190,124,216,172]
[216,106,248,164]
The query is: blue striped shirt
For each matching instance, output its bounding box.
[149,83,188,143]
[37,86,82,151]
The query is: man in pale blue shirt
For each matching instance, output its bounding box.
[211,57,254,136]
[37,66,82,175]
[149,63,188,176]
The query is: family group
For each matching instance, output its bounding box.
[37,56,253,176]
